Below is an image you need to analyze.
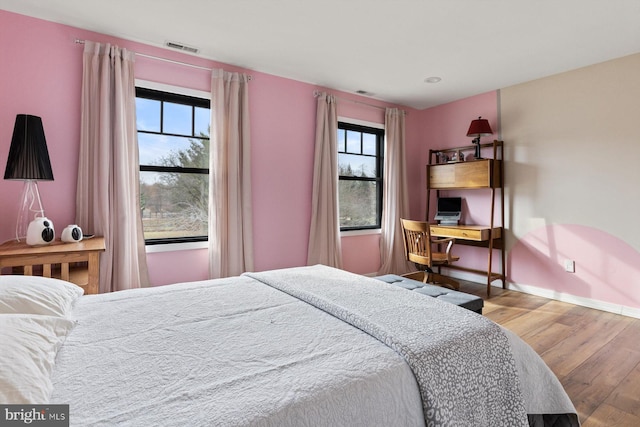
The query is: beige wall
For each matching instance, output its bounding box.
[500,53,640,313]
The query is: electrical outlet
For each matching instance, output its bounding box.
[564,259,575,273]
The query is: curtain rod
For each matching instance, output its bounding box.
[74,39,252,79]
[313,90,405,114]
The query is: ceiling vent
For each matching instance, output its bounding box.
[165,41,199,54]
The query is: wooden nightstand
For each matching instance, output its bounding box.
[0,237,105,295]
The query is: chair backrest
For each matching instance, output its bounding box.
[400,218,433,268]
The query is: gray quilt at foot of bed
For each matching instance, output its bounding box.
[246,265,530,427]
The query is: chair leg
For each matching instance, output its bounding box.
[402,271,427,282]
[402,270,460,291]
[427,273,460,290]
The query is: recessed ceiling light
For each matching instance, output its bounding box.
[424,77,442,83]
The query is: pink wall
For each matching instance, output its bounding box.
[0,12,83,237]
[0,10,410,285]
[510,224,640,307]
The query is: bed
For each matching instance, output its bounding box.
[1,265,579,426]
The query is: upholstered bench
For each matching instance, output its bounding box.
[374,274,484,314]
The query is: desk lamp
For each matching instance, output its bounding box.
[4,114,54,242]
[466,116,493,159]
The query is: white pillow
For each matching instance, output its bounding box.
[0,275,84,317]
[0,314,76,403]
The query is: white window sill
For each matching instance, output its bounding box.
[145,241,208,253]
[144,230,380,253]
[340,228,381,237]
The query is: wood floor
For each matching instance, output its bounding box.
[457,280,640,426]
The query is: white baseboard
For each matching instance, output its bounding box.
[506,282,640,319]
[442,269,640,320]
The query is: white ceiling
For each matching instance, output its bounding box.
[2,0,640,109]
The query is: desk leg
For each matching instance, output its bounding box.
[501,243,506,288]
[87,252,100,295]
[486,246,494,298]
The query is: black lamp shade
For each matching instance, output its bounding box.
[4,114,54,181]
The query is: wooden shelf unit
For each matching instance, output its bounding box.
[426,140,505,297]
[0,237,105,295]
[427,158,501,189]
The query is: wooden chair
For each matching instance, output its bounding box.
[400,218,460,290]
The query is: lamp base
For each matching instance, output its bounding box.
[472,138,483,160]
[15,180,46,242]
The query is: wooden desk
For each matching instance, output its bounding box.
[430,224,501,242]
[429,224,505,291]
[427,141,505,297]
[0,237,105,295]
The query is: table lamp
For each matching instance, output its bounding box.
[466,116,493,159]
[3,114,54,242]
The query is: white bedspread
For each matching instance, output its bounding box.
[50,274,426,426]
[50,266,579,426]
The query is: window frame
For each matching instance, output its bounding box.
[135,82,211,246]
[337,119,385,232]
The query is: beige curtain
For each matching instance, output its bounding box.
[378,108,411,275]
[209,68,254,278]
[76,41,150,292]
[307,93,343,268]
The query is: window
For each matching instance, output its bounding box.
[135,86,210,244]
[337,122,384,231]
